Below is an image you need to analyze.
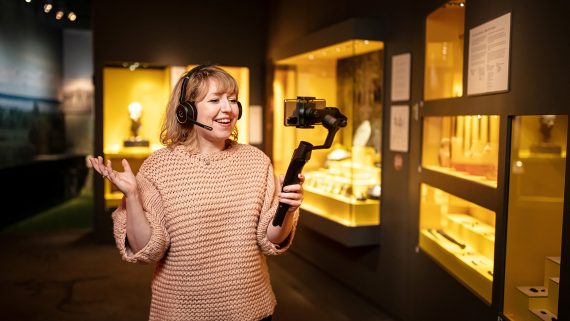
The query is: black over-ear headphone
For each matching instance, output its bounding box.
[175,64,242,131]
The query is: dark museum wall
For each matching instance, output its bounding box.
[92,0,268,105]
[0,0,89,228]
[0,0,64,165]
[267,0,570,321]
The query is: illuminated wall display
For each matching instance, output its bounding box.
[503,115,567,321]
[422,115,500,188]
[419,183,496,303]
[420,0,501,305]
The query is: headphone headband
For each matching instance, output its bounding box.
[179,64,210,105]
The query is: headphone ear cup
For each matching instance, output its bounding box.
[237,101,242,120]
[176,104,188,126]
[176,101,198,127]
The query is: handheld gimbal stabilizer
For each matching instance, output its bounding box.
[272,97,348,227]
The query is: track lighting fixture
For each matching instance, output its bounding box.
[27,0,79,23]
[55,9,64,20]
[43,2,53,13]
[67,11,76,21]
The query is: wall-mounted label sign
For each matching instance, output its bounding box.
[391,53,411,102]
[467,12,511,95]
[390,105,410,152]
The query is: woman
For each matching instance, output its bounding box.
[89,65,304,321]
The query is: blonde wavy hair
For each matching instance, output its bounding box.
[160,65,239,148]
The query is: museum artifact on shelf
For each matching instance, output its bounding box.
[530,115,563,155]
[423,115,500,188]
[123,101,149,147]
[273,39,384,228]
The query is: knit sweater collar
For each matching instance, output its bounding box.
[174,140,240,163]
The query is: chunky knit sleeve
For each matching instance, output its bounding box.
[111,172,170,264]
[256,161,299,255]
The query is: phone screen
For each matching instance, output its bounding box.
[284,98,326,126]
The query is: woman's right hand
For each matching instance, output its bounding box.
[88,156,138,197]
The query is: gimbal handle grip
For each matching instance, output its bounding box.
[272,141,313,227]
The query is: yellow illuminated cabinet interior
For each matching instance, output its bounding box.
[273,39,383,227]
[103,65,250,208]
[423,115,500,188]
[503,115,567,321]
[419,183,496,303]
[424,0,465,100]
[419,0,500,304]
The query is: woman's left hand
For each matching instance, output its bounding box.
[279,174,305,213]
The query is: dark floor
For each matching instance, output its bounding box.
[0,185,393,321]
[0,230,393,321]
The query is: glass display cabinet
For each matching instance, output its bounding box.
[419,183,496,303]
[102,64,249,208]
[420,0,499,305]
[422,115,500,188]
[503,115,567,321]
[273,39,384,228]
[103,66,170,208]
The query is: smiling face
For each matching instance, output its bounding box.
[194,79,240,151]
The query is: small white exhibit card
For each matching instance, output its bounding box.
[389,105,410,152]
[391,53,411,102]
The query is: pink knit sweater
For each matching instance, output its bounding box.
[112,143,298,321]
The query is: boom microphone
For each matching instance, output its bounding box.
[191,120,213,131]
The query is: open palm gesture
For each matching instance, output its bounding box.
[88,156,138,196]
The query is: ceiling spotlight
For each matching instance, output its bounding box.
[25,0,32,3]
[55,10,64,20]
[68,11,76,21]
[43,3,53,13]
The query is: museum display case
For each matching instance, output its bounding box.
[424,0,465,100]
[419,183,496,303]
[103,66,169,207]
[273,39,384,228]
[103,64,250,208]
[422,115,500,188]
[419,0,501,304]
[502,115,567,321]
